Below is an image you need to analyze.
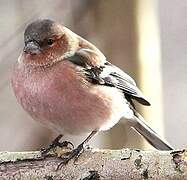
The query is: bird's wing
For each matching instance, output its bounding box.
[66,48,150,106]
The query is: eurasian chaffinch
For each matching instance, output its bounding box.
[11,19,173,163]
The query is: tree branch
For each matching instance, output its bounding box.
[0,147,186,179]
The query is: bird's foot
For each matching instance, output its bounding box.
[57,143,84,170]
[41,134,74,156]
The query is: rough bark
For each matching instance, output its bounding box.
[0,147,186,180]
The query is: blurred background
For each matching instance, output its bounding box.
[0,0,186,151]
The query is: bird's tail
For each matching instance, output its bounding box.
[129,110,173,150]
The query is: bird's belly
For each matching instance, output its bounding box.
[20,85,132,135]
[12,63,133,135]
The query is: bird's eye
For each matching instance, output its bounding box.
[47,39,55,46]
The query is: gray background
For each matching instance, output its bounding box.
[0,0,186,151]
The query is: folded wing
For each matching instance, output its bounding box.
[66,48,150,106]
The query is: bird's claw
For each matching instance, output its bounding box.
[41,134,74,156]
[56,143,84,170]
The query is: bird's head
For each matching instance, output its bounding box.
[19,19,78,67]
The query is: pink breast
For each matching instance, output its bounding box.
[11,61,115,135]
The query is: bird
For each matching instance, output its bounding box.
[11,19,173,163]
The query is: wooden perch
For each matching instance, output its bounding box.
[0,147,186,179]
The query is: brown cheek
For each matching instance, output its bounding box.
[56,40,67,53]
[41,49,55,62]
[57,36,69,53]
[46,41,67,59]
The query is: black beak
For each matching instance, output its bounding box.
[24,41,40,55]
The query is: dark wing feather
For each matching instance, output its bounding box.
[66,49,150,106]
[104,63,150,105]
